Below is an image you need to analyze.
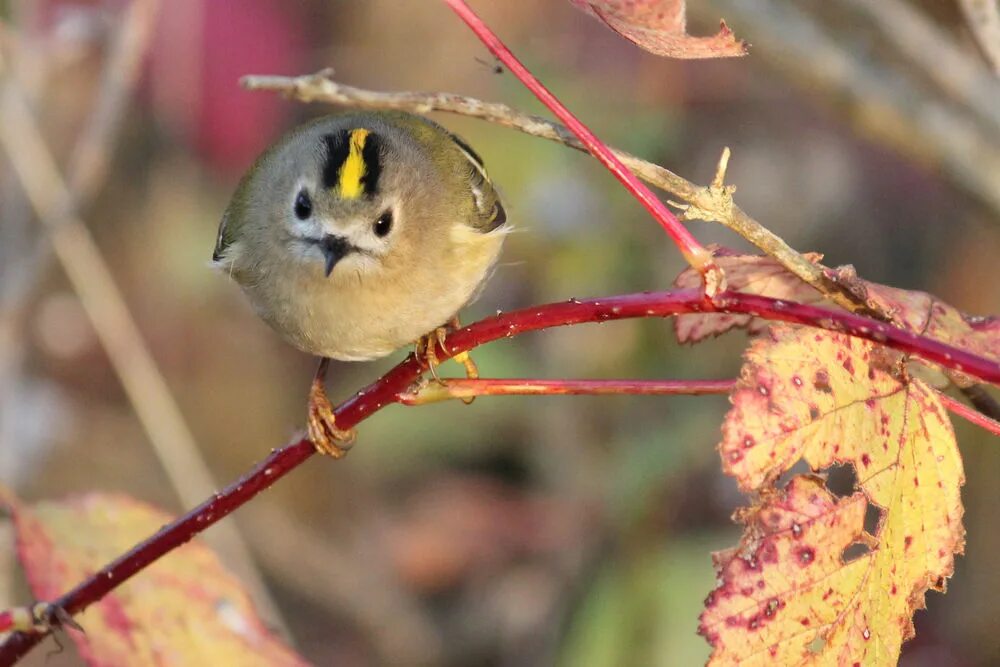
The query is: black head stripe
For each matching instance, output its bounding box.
[359,132,382,196]
[448,132,485,168]
[321,130,352,189]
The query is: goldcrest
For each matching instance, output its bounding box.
[212,111,508,363]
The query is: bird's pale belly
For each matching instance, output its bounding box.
[248,277,467,361]
[245,230,504,361]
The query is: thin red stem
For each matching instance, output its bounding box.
[3,288,999,663]
[939,391,1000,437]
[441,0,714,273]
[399,378,736,404]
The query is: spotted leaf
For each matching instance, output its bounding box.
[705,325,965,664]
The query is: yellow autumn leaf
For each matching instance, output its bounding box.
[700,476,875,664]
[704,325,965,665]
[8,493,307,667]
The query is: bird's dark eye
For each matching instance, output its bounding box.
[294,189,312,220]
[373,210,393,237]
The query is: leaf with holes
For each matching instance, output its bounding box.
[673,248,824,343]
[6,492,307,667]
[568,0,747,59]
[700,476,875,663]
[704,325,965,664]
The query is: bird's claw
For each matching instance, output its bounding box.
[307,375,356,458]
[415,319,478,404]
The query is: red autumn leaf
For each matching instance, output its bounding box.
[569,0,747,59]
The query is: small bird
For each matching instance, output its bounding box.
[213,111,508,456]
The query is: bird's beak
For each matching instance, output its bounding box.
[319,234,351,277]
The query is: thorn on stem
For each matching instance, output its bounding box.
[674,149,737,227]
[712,147,731,189]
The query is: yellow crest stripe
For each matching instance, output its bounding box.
[338,128,369,199]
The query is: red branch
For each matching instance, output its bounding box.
[442,0,716,276]
[2,288,999,663]
[398,378,736,404]
[939,392,1000,437]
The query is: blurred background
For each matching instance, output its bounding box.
[1,0,998,665]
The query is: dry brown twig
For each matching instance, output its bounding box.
[0,0,287,635]
[242,71,867,313]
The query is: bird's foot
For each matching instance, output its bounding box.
[415,317,478,403]
[307,360,356,458]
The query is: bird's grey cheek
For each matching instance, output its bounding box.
[287,215,320,238]
[288,242,323,265]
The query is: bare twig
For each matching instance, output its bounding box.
[0,74,287,636]
[398,378,736,405]
[959,0,1000,74]
[65,0,158,204]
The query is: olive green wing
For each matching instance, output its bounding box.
[213,190,251,262]
[445,130,507,233]
[212,154,260,262]
[212,207,234,262]
[382,112,506,233]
